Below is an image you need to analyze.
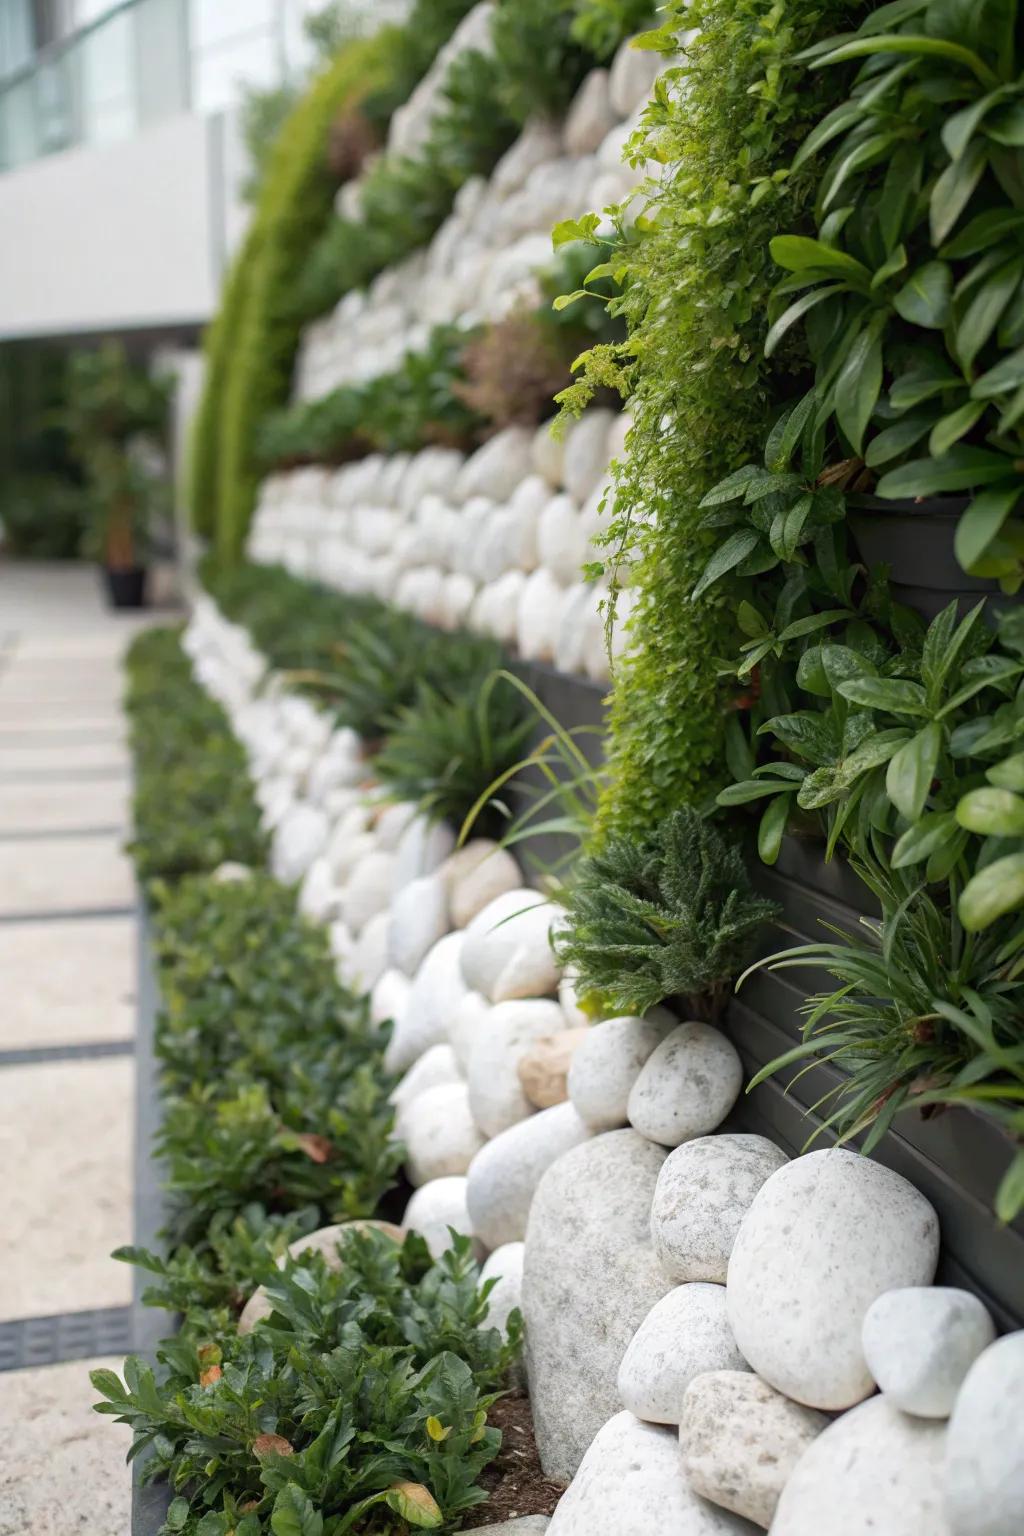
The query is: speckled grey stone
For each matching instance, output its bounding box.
[944,1331,1024,1536]
[523,1129,671,1481]
[862,1287,996,1418]
[726,1149,939,1410]
[772,1396,950,1535]
[650,1134,789,1283]
[567,1014,670,1131]
[467,1102,593,1248]
[462,1519,550,1535]
[617,1283,750,1424]
[548,1411,758,1534]
[679,1371,829,1529]
[627,1023,742,1148]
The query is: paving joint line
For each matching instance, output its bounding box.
[0,904,135,925]
[0,824,125,842]
[0,1039,135,1069]
[0,765,128,783]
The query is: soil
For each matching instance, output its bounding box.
[472,1389,565,1526]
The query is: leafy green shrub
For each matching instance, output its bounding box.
[550,0,866,843]
[571,0,657,58]
[767,0,1024,586]
[554,806,778,1017]
[94,1227,519,1534]
[0,473,88,558]
[149,872,398,1243]
[125,629,266,883]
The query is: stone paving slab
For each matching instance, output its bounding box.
[0,915,135,1050]
[0,834,133,916]
[0,1058,133,1319]
[0,1354,131,1536]
[0,740,129,774]
[0,778,130,835]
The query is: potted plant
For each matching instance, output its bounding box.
[62,343,170,608]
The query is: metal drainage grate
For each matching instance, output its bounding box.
[0,1306,134,1372]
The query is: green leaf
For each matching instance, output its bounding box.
[871,244,909,289]
[971,344,1024,398]
[942,89,1011,161]
[987,99,1024,146]
[942,209,1024,258]
[837,677,930,716]
[931,139,989,245]
[893,262,952,329]
[765,390,818,471]
[551,215,600,249]
[691,530,761,601]
[892,809,958,866]
[271,1486,323,1536]
[929,399,987,457]
[835,323,884,454]
[876,446,1016,497]
[864,415,934,467]
[886,722,942,820]
[385,1483,444,1529]
[995,1149,1024,1223]
[758,793,791,865]
[765,285,845,357]
[791,101,867,172]
[813,35,999,91]
[987,752,1024,790]
[698,465,760,509]
[955,486,1023,568]
[956,786,1024,836]
[889,355,961,410]
[166,1500,190,1533]
[769,236,872,284]
[957,258,1024,372]
[959,851,1024,929]
[552,290,590,312]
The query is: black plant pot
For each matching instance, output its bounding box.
[847,494,1022,623]
[101,564,147,609]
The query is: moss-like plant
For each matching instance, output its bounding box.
[554,806,778,1018]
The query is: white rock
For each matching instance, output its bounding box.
[563,68,618,158]
[532,421,566,488]
[388,873,450,975]
[538,494,589,585]
[492,118,564,195]
[862,1287,996,1419]
[349,909,391,992]
[271,803,329,884]
[562,409,615,504]
[372,799,419,851]
[211,861,252,884]
[772,1396,950,1535]
[523,1130,672,1480]
[485,569,527,646]
[341,849,396,933]
[480,1241,525,1336]
[568,1013,671,1131]
[444,841,522,928]
[461,887,560,1003]
[386,931,469,1074]
[617,1283,750,1425]
[548,1411,755,1535]
[609,36,664,117]
[516,568,564,662]
[455,426,534,503]
[467,999,566,1137]
[328,918,356,970]
[327,828,378,883]
[402,1175,478,1259]
[627,1023,742,1147]
[727,1149,940,1411]
[467,1102,594,1249]
[439,571,476,630]
[297,856,340,922]
[370,967,411,1029]
[944,1331,1024,1536]
[679,1371,829,1529]
[558,972,590,1028]
[555,582,602,676]
[391,813,457,891]
[449,989,491,1072]
[402,1081,486,1187]
[650,1134,789,1284]
[605,410,630,464]
[390,1043,462,1130]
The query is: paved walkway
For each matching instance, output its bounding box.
[0,563,158,1533]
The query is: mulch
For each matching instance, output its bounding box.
[472,1388,565,1526]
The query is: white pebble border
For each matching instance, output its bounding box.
[182,594,1021,1536]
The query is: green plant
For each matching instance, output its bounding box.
[554,806,778,1016]
[93,1227,520,1534]
[125,629,267,882]
[570,0,657,58]
[0,473,88,558]
[149,872,399,1244]
[766,0,1024,585]
[741,863,1024,1220]
[548,0,866,844]
[374,672,533,831]
[61,343,169,568]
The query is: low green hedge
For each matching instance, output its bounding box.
[124,628,267,882]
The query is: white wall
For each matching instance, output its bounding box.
[0,107,247,338]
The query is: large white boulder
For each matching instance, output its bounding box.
[679,1371,829,1530]
[402,1175,478,1259]
[772,1396,950,1535]
[650,1135,789,1283]
[391,814,456,891]
[548,1411,756,1535]
[627,1022,742,1147]
[370,967,411,1029]
[402,1081,486,1187]
[523,1129,671,1480]
[297,856,340,923]
[616,1283,749,1425]
[862,1287,996,1419]
[538,494,588,585]
[944,1331,1024,1536]
[460,888,560,1003]
[532,420,566,488]
[349,909,391,992]
[726,1149,940,1410]
[567,1013,671,1131]
[467,998,566,1137]
[516,568,564,662]
[388,873,450,975]
[386,931,469,1074]
[467,1102,594,1249]
[390,1043,462,1125]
